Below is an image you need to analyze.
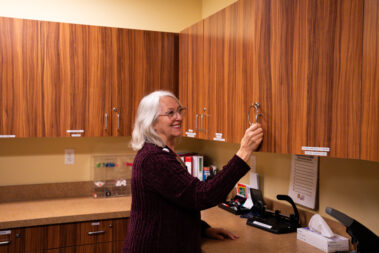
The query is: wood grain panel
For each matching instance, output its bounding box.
[76,220,112,245]
[0,17,43,137]
[24,225,48,252]
[302,0,363,158]
[179,21,205,138]
[204,4,237,143]
[361,0,379,161]
[45,242,113,253]
[239,0,272,151]
[41,22,89,137]
[113,29,178,136]
[269,0,304,154]
[47,223,77,249]
[329,0,363,159]
[111,218,129,242]
[179,26,190,134]
[42,22,113,137]
[86,26,112,137]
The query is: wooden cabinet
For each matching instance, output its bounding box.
[0,17,178,138]
[0,18,43,138]
[361,0,378,161]
[236,0,364,156]
[180,0,376,161]
[0,218,128,253]
[41,21,178,138]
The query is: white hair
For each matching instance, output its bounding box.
[130,90,180,151]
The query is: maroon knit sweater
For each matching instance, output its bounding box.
[122,142,250,253]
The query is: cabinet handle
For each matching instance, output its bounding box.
[200,114,204,130]
[0,240,11,246]
[104,113,108,130]
[88,230,106,236]
[112,107,120,130]
[248,102,262,125]
[195,114,199,131]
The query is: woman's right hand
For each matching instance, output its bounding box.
[236,123,263,163]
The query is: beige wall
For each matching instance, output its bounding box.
[202,0,238,18]
[187,139,379,235]
[0,0,202,32]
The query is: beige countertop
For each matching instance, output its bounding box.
[0,197,322,252]
[0,196,131,229]
[201,206,323,253]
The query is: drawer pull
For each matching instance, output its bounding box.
[88,230,105,236]
[0,240,11,246]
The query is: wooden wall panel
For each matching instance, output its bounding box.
[0,18,43,137]
[361,0,379,161]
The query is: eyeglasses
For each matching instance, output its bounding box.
[159,107,187,119]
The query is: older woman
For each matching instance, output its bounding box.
[123,90,263,253]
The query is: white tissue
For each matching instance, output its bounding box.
[309,214,334,238]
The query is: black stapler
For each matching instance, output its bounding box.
[218,195,251,215]
[246,188,300,234]
[326,207,379,253]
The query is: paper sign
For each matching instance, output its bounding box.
[288,155,318,209]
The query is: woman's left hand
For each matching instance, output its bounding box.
[205,227,239,240]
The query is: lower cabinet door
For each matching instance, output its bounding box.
[44,242,113,253]
[112,240,125,253]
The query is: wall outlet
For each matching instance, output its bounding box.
[65,149,75,165]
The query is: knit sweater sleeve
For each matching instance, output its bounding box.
[142,150,250,211]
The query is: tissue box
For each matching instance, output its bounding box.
[297,227,349,252]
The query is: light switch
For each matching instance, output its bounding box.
[65,149,75,165]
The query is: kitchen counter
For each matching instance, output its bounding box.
[0,197,323,252]
[0,196,131,229]
[201,206,323,253]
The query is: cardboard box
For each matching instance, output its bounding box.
[297,227,349,252]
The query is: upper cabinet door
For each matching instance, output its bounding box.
[113,29,178,136]
[361,0,378,161]
[239,0,279,152]
[300,0,363,159]
[42,22,87,137]
[204,4,239,143]
[0,18,43,138]
[179,21,205,139]
[239,0,305,154]
[41,22,111,137]
[86,26,113,137]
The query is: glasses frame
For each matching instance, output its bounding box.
[159,106,187,119]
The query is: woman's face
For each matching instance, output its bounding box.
[153,96,183,144]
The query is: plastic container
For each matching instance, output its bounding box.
[92,154,134,198]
